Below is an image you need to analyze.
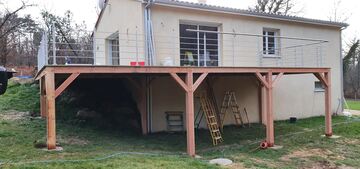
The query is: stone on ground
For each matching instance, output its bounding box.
[209,158,233,166]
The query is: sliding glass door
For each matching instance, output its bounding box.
[179,24,219,67]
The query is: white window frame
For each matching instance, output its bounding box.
[263,28,280,58]
[179,22,220,67]
[106,32,120,65]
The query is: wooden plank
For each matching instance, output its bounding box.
[260,85,267,125]
[170,73,189,92]
[55,73,80,98]
[185,72,196,157]
[40,77,47,118]
[37,66,331,75]
[45,71,56,150]
[314,73,329,87]
[325,72,332,137]
[255,72,270,89]
[266,71,274,147]
[193,73,208,91]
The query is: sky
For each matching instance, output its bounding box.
[2,0,360,44]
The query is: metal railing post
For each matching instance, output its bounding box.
[136,28,139,63]
[232,36,235,67]
[52,23,57,65]
[204,33,207,67]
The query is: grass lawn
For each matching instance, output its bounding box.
[346,100,360,111]
[0,83,360,168]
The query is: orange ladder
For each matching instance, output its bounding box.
[199,92,223,146]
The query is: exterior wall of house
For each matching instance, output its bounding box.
[94,1,343,132]
[150,76,261,132]
[94,0,145,65]
[148,6,342,132]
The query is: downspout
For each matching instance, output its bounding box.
[339,27,346,113]
[144,0,155,133]
[144,0,155,66]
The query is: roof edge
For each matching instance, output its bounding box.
[153,0,349,28]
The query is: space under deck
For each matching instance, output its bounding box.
[36,65,333,157]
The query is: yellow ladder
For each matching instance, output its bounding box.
[199,92,223,146]
[219,91,248,129]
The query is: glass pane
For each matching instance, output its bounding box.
[267,32,275,54]
[180,24,198,66]
[199,26,218,66]
[111,39,119,65]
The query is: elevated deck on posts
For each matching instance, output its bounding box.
[36,65,333,157]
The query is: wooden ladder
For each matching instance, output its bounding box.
[219,91,249,129]
[199,92,223,146]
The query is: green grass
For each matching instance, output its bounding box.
[0,84,360,168]
[346,100,360,110]
[0,82,40,113]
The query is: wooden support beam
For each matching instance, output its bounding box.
[193,73,208,91]
[314,73,329,87]
[40,77,47,118]
[255,72,270,88]
[170,73,189,92]
[265,71,275,147]
[260,85,266,125]
[55,73,80,98]
[324,72,332,137]
[185,72,196,157]
[45,71,56,150]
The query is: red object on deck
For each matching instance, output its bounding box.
[130,62,137,66]
[138,62,145,66]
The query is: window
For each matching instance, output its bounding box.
[315,81,325,92]
[179,24,219,67]
[263,29,280,56]
[110,39,119,65]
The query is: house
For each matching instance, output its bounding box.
[36,0,348,157]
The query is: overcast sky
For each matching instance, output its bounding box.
[2,0,360,44]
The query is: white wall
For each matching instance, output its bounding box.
[94,1,343,132]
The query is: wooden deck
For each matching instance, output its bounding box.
[36,65,332,157]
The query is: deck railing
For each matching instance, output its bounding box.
[37,29,328,70]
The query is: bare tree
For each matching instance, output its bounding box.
[328,0,350,22]
[250,0,295,15]
[0,1,37,66]
[344,40,360,99]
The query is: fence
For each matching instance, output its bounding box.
[37,29,328,70]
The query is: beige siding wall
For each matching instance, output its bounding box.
[94,1,343,132]
[151,76,261,132]
[148,6,342,132]
[94,0,145,65]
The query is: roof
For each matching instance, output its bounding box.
[94,0,109,30]
[153,0,349,28]
[94,0,348,30]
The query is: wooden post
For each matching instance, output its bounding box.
[266,71,274,147]
[325,72,332,136]
[45,71,56,149]
[185,72,195,157]
[260,85,266,125]
[170,72,207,157]
[40,77,47,118]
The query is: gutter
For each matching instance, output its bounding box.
[152,0,348,29]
